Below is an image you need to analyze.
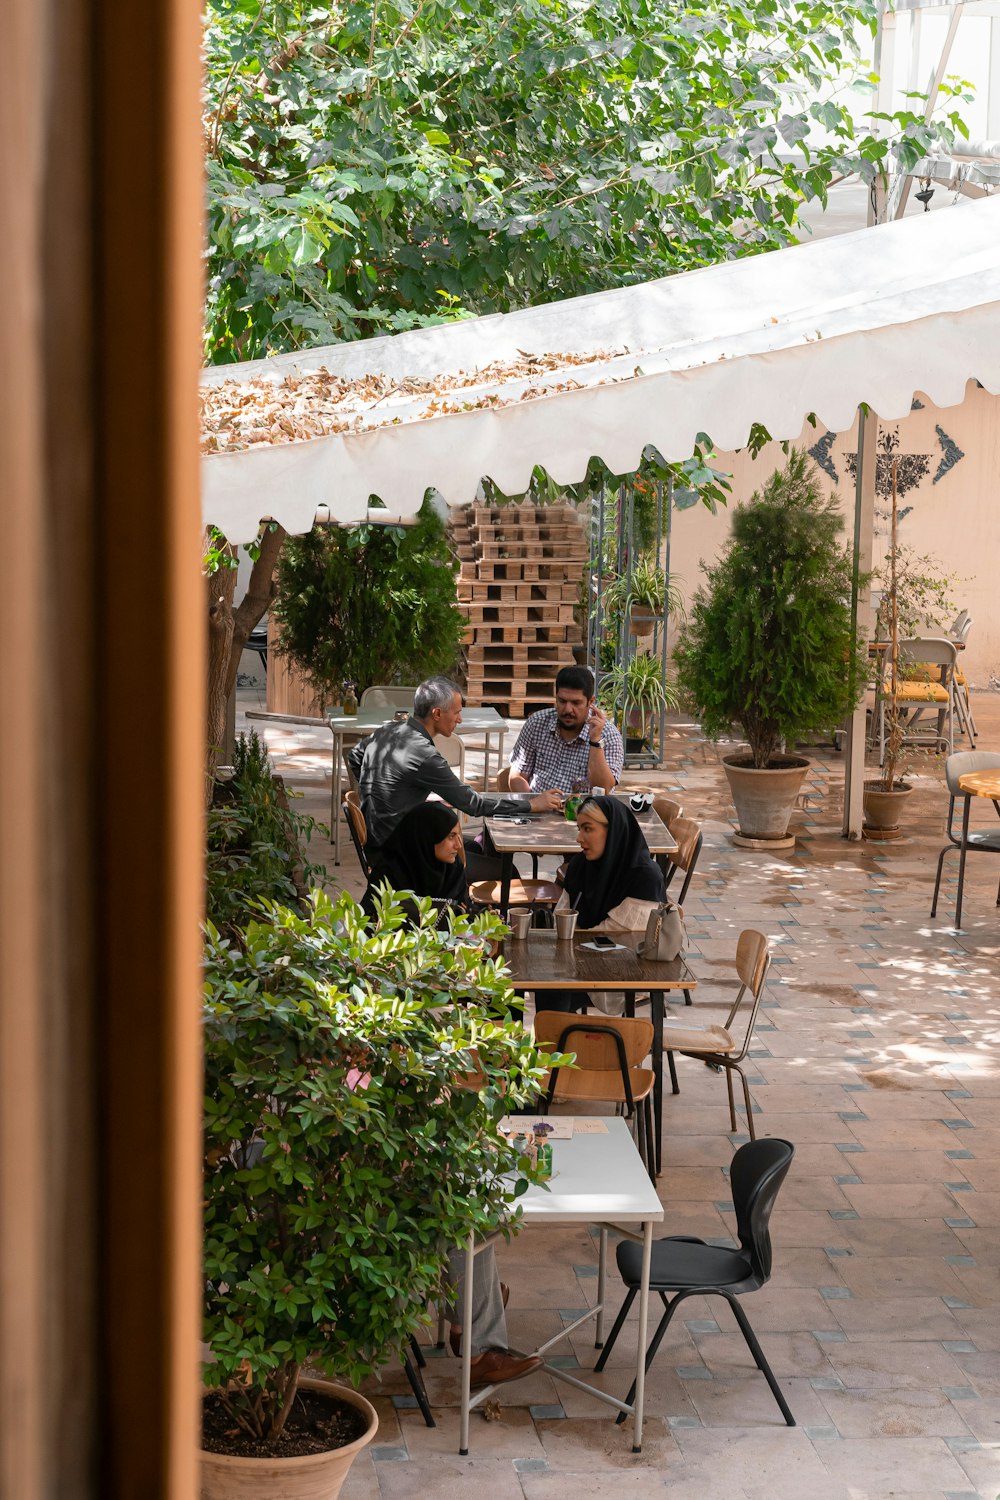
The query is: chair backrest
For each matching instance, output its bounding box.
[957,615,973,645]
[496,765,512,792]
[730,1137,795,1288]
[436,733,465,778]
[948,609,969,638]
[667,816,701,875]
[653,795,683,827]
[663,815,703,905]
[898,637,957,674]
[343,790,370,874]
[723,930,771,1060]
[944,750,1000,797]
[359,684,417,709]
[534,1012,653,1077]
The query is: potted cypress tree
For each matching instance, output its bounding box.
[202,890,560,1500]
[674,451,867,846]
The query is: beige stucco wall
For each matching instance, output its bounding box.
[666,381,1000,690]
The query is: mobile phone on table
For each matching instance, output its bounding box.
[592,934,615,948]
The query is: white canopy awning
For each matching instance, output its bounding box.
[202,196,1000,543]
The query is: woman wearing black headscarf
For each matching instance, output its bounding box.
[560,795,665,928]
[545,796,665,1013]
[362,801,470,919]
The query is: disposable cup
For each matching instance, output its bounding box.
[508,908,532,940]
[555,910,578,942]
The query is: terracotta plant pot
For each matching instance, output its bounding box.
[722,754,810,848]
[628,609,661,638]
[862,780,913,839]
[200,1379,378,1500]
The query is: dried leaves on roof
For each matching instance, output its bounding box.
[200,349,619,454]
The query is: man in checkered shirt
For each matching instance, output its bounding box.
[507,665,623,796]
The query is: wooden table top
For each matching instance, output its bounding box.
[958,769,1000,799]
[488,801,677,858]
[500,931,695,990]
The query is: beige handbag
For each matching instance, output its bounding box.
[638,900,686,962]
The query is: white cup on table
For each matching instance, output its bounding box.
[555,910,578,942]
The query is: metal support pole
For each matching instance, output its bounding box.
[843,406,879,840]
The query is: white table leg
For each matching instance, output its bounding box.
[633,1219,653,1452]
[459,1230,475,1454]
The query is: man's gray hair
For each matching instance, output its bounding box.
[413,676,460,719]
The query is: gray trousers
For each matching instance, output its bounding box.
[445,1242,507,1355]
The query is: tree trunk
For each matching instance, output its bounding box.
[204,524,287,801]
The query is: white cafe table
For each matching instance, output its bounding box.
[459,1117,663,1454]
[246,705,507,863]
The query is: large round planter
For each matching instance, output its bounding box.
[722,754,810,849]
[862,780,913,841]
[201,1379,378,1500]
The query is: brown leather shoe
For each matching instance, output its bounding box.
[468,1348,543,1387]
[449,1283,510,1356]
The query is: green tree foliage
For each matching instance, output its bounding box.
[204,0,967,363]
[272,499,464,700]
[673,450,868,767]
[203,889,568,1442]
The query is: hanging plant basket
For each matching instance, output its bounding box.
[628,607,662,638]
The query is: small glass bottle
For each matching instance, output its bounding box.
[564,777,590,821]
[342,681,358,716]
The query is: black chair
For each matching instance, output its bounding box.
[930,751,1000,929]
[595,1137,796,1428]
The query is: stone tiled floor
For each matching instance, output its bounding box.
[239,689,1000,1498]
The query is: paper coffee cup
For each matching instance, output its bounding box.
[555,910,578,941]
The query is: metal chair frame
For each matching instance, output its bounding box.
[930,751,1000,928]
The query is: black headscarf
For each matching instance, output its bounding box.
[561,795,664,928]
[366,801,469,907]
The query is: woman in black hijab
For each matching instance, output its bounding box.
[544,796,665,1013]
[561,795,664,926]
[363,801,470,918]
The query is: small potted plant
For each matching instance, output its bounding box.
[674,451,867,846]
[600,652,677,753]
[202,890,562,1500]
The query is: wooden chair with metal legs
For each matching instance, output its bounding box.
[343,789,372,877]
[652,794,683,829]
[659,930,771,1141]
[533,1012,657,1182]
[662,814,702,1006]
[930,750,1000,928]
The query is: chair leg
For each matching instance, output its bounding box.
[593,1287,637,1372]
[726,1295,795,1427]
[667,1050,679,1095]
[683,987,693,1007]
[643,1096,656,1183]
[737,1063,756,1143]
[617,1289,695,1423]
[725,1064,738,1133]
[402,1347,436,1428]
[930,845,950,918]
[409,1333,426,1368]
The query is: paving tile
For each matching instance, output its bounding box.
[814,1385,975,1440]
[812,1434,973,1490]
[375,1455,528,1497]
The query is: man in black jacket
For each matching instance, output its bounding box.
[348,675,561,852]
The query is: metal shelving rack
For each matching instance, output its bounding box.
[584,473,672,769]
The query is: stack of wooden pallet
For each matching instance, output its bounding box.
[452,501,589,718]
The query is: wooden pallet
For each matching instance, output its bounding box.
[451,499,589,713]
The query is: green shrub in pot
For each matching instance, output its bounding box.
[202,889,563,1455]
[673,450,867,841]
